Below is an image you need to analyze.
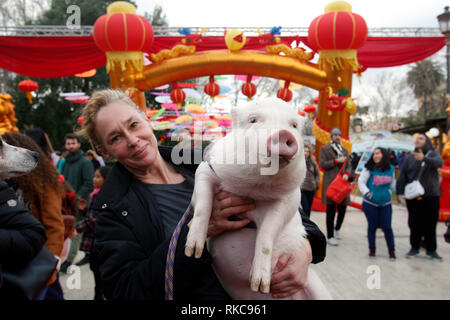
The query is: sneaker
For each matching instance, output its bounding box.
[369,249,376,258]
[426,251,443,262]
[335,230,341,239]
[76,254,90,266]
[405,249,419,259]
[389,250,396,261]
[59,261,71,273]
[327,237,338,246]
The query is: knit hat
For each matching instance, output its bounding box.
[330,128,342,136]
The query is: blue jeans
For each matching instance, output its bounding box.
[362,201,395,251]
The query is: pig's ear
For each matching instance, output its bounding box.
[231,107,240,127]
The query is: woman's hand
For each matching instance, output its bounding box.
[270,240,313,298]
[207,191,255,237]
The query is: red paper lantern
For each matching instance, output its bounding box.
[276,80,293,102]
[18,80,38,104]
[93,2,154,73]
[241,76,257,100]
[307,1,367,71]
[170,83,186,107]
[77,116,84,126]
[204,75,220,98]
[304,104,316,114]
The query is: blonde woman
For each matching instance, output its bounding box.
[77,89,326,300]
[300,144,320,218]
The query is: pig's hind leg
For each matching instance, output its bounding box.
[185,162,218,258]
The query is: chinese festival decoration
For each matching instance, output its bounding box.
[308,0,368,71]
[18,79,38,104]
[93,1,154,73]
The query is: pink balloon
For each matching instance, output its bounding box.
[161,103,178,110]
[154,84,169,90]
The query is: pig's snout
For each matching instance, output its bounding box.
[267,130,298,160]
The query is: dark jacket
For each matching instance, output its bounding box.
[61,150,94,201]
[92,146,326,300]
[396,139,443,197]
[0,180,46,272]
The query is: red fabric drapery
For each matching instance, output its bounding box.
[0,35,445,78]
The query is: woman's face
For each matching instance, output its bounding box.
[304,147,310,158]
[93,169,104,189]
[372,149,383,164]
[95,102,158,172]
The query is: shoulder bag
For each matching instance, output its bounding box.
[326,159,355,204]
[404,161,425,200]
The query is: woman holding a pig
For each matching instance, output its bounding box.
[78,89,326,300]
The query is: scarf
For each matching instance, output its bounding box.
[90,187,100,199]
[330,141,344,158]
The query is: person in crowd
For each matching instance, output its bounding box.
[0,179,47,299]
[320,128,352,246]
[25,128,59,167]
[60,133,94,272]
[2,132,65,299]
[74,166,111,300]
[57,147,68,174]
[78,89,326,300]
[86,150,101,171]
[357,147,396,260]
[300,143,320,218]
[396,133,444,261]
[88,149,106,167]
[397,151,406,170]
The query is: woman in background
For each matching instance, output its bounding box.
[2,132,65,299]
[358,147,396,260]
[300,144,320,218]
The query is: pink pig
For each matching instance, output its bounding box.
[185,98,331,299]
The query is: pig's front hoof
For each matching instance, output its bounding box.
[184,240,204,259]
[184,246,194,257]
[249,268,271,294]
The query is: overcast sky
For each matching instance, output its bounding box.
[134,0,448,28]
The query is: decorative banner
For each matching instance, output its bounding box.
[155,95,173,104]
[150,92,170,96]
[219,86,231,94]
[154,84,169,90]
[74,69,96,78]
[186,104,206,114]
[148,108,165,120]
[178,83,198,88]
[65,95,90,104]
[160,103,179,110]
[182,88,202,99]
[235,75,260,81]
[60,92,85,97]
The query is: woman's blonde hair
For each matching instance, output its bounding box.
[77,89,146,151]
[304,143,317,165]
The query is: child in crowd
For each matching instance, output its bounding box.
[75,166,111,300]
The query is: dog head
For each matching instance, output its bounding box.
[0,136,40,179]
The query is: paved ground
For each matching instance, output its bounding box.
[60,201,450,300]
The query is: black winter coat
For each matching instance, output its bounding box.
[0,180,46,291]
[92,146,326,300]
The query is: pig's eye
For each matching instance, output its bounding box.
[248,117,257,124]
[291,122,298,129]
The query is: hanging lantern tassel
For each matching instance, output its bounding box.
[241,75,257,100]
[18,80,38,105]
[25,92,33,104]
[276,81,293,102]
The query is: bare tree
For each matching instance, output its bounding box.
[0,0,50,26]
